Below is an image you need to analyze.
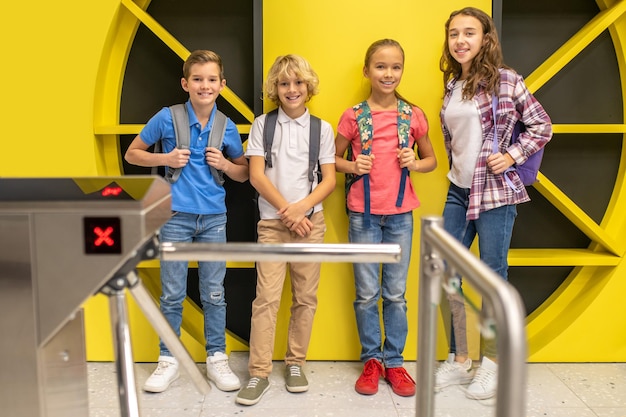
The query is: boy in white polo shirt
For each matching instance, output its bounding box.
[236,54,336,406]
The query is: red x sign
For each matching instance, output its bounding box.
[84,217,122,254]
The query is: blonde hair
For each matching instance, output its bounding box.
[265,54,319,106]
[440,7,508,99]
[183,50,224,80]
[363,39,415,107]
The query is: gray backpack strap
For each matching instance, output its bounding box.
[208,110,228,185]
[263,109,279,168]
[163,104,190,184]
[308,115,321,183]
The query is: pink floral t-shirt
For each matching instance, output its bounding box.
[337,105,428,214]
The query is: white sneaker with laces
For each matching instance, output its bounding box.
[465,356,497,400]
[434,353,474,392]
[206,352,241,391]
[143,355,180,393]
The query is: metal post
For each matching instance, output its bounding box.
[107,283,140,417]
[416,216,527,417]
[416,217,445,417]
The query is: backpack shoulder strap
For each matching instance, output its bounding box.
[395,99,413,208]
[308,115,321,183]
[351,100,373,225]
[208,110,227,148]
[263,108,279,168]
[170,103,190,149]
[353,101,373,155]
[208,110,228,185]
[163,104,190,183]
[396,99,412,149]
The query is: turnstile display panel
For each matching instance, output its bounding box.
[0,177,153,202]
[84,216,122,254]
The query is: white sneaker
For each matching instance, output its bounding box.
[434,353,474,392]
[206,352,241,391]
[465,356,497,400]
[143,355,180,393]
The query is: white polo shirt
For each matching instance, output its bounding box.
[245,107,336,220]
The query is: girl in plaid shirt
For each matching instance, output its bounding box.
[434,7,552,400]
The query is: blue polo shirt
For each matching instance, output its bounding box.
[139,101,244,214]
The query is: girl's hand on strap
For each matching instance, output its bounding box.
[353,154,375,175]
[397,148,418,171]
[487,152,515,174]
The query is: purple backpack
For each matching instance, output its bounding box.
[491,96,544,192]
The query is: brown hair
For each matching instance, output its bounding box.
[363,39,415,107]
[440,7,507,99]
[265,54,319,106]
[182,50,224,80]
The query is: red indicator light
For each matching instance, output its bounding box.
[84,217,122,254]
[94,226,115,247]
[101,186,123,197]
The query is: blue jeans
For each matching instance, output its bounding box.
[348,210,413,368]
[443,183,517,357]
[158,211,227,356]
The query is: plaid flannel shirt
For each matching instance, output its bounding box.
[440,68,552,220]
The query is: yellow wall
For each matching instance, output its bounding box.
[262,0,490,361]
[0,1,118,176]
[1,0,488,363]
[4,0,626,364]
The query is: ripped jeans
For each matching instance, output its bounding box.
[158,211,228,356]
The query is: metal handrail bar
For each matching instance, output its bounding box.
[160,242,402,263]
[416,216,527,417]
[107,240,403,417]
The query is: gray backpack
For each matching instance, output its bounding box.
[153,104,227,184]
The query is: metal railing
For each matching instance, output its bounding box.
[416,216,527,417]
[109,240,402,417]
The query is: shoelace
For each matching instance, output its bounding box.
[390,368,415,384]
[211,358,233,375]
[288,365,301,377]
[471,367,496,388]
[154,361,173,375]
[362,361,383,379]
[434,361,457,376]
[246,377,261,389]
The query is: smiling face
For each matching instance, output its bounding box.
[181,61,225,109]
[276,71,308,118]
[363,45,404,98]
[447,14,485,79]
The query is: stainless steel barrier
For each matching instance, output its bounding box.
[0,176,402,417]
[416,216,527,417]
[160,241,402,263]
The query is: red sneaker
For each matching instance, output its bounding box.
[385,366,416,396]
[355,359,384,395]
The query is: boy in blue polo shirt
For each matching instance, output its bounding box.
[125,49,248,393]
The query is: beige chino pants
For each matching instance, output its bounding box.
[248,211,326,377]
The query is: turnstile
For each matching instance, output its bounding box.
[0,176,179,417]
[0,176,402,417]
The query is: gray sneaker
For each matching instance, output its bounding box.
[285,364,309,393]
[236,377,270,405]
